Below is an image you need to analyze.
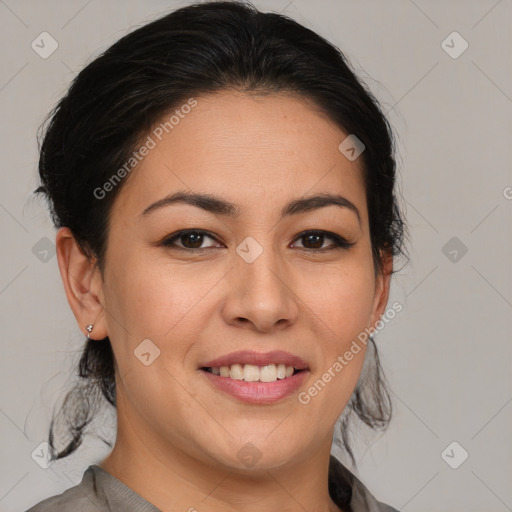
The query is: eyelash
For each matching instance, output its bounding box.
[160,229,355,253]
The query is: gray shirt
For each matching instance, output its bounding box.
[26,455,398,512]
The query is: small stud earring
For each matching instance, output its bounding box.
[86,324,94,339]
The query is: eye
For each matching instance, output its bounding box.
[160,229,355,252]
[291,230,354,252]
[161,230,223,251]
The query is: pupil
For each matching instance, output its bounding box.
[183,233,203,248]
[304,233,322,249]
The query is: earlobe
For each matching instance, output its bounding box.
[56,227,108,340]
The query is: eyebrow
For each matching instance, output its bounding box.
[140,190,361,225]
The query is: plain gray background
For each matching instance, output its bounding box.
[1,1,511,511]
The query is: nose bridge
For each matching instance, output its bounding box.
[239,235,285,291]
[237,234,289,299]
[223,233,298,330]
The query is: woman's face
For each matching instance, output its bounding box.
[96,91,391,470]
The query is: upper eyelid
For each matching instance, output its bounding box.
[167,229,220,242]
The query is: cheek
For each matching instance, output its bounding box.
[104,254,225,366]
[102,260,211,428]
[299,258,376,342]
[296,258,374,408]
[107,250,183,330]
[296,277,371,432]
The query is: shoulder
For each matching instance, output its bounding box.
[25,466,105,512]
[350,469,400,512]
[352,477,399,512]
[329,455,399,512]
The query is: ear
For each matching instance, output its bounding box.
[56,227,108,340]
[369,249,393,331]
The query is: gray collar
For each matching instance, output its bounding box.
[85,455,396,512]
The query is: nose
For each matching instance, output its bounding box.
[221,240,299,333]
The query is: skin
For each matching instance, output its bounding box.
[56,90,392,512]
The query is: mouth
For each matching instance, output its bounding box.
[199,350,310,404]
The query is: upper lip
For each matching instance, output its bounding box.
[201,350,309,370]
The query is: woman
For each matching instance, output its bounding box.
[27,1,407,510]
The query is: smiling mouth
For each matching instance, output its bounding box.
[201,363,305,383]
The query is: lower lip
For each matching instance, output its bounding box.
[200,369,309,404]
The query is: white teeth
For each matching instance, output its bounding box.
[209,363,297,382]
[260,364,277,382]
[243,364,260,382]
[230,363,243,380]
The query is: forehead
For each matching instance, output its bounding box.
[113,91,367,221]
